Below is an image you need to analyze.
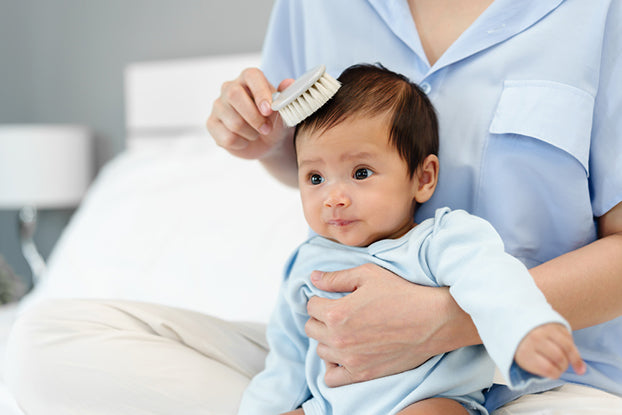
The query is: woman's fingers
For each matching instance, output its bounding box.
[207,67,284,159]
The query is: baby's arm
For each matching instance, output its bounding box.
[425,210,582,386]
[515,323,586,378]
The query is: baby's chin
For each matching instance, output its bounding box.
[321,233,380,248]
[313,222,404,247]
[322,227,412,247]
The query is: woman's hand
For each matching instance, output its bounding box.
[305,263,480,387]
[207,68,298,186]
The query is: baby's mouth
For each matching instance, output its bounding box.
[326,219,356,227]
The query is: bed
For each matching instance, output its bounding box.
[0,52,309,413]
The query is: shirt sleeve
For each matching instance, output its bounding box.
[237,253,311,414]
[589,0,622,217]
[423,209,569,388]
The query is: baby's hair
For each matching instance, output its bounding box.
[295,63,439,177]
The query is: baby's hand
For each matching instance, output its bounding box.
[515,323,586,379]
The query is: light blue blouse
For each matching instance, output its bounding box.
[260,0,622,409]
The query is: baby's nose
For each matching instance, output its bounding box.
[324,186,351,208]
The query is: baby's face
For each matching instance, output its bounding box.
[296,114,419,247]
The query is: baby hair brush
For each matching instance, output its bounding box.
[271,65,341,127]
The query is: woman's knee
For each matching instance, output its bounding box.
[7,298,120,356]
[4,299,262,414]
[5,299,133,405]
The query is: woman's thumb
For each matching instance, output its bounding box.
[277,78,295,92]
[310,268,362,293]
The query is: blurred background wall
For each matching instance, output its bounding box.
[0,0,274,287]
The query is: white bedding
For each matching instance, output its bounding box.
[19,134,309,322]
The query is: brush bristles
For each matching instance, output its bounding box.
[279,73,341,127]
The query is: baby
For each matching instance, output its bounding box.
[238,64,585,415]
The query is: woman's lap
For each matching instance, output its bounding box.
[6,299,621,414]
[6,299,268,415]
[492,383,622,414]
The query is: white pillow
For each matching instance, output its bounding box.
[21,132,309,323]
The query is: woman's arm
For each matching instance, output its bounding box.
[258,127,297,188]
[532,201,622,330]
[306,201,622,387]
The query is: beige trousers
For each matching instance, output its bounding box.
[5,299,622,415]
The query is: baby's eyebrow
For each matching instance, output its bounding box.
[298,151,377,168]
[298,157,323,169]
[340,151,376,162]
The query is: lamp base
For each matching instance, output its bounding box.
[18,206,47,285]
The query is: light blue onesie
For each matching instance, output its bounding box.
[238,208,568,415]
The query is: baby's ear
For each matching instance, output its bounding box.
[414,154,439,203]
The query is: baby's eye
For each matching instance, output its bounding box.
[310,174,325,185]
[354,168,373,180]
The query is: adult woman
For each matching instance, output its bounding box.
[6,1,621,414]
[209,0,622,413]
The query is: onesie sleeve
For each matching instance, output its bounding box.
[423,209,569,388]
[237,250,311,414]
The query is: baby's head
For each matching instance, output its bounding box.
[294,63,439,247]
